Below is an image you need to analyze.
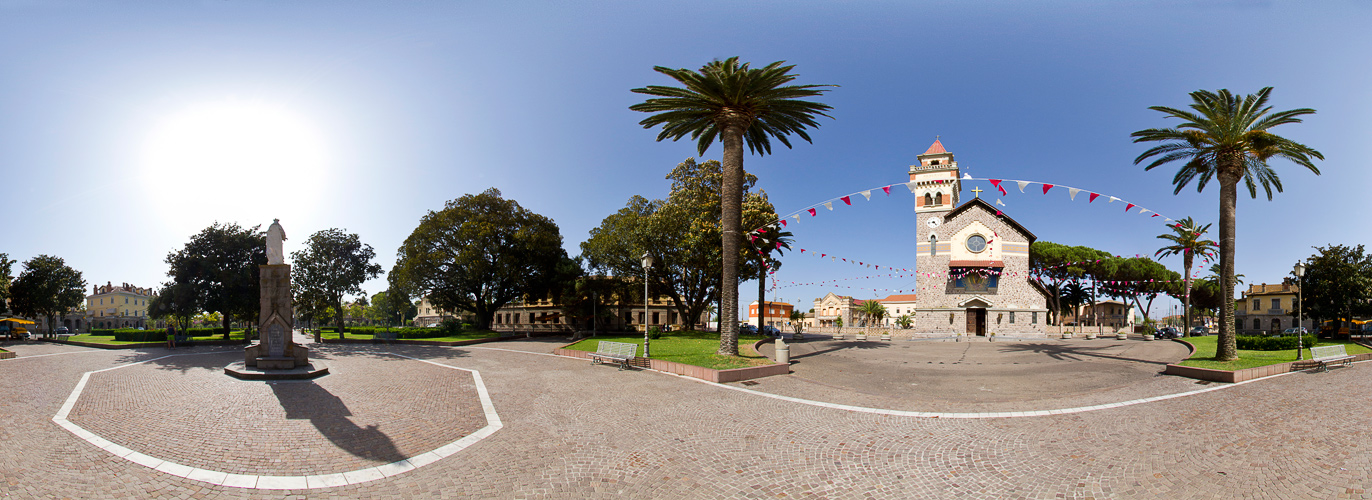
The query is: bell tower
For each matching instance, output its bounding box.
[910,138,960,213]
[913,138,960,278]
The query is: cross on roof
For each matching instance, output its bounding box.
[971,186,984,198]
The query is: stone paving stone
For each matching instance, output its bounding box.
[2,337,1372,498]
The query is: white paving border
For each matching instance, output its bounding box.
[52,351,501,490]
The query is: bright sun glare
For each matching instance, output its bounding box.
[142,101,328,228]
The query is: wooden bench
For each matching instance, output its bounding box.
[588,341,638,371]
[1309,345,1355,372]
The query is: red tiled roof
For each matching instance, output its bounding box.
[948,260,1005,268]
[923,139,946,155]
[879,294,919,302]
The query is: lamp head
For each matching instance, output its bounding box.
[641,252,654,269]
[1294,262,1306,277]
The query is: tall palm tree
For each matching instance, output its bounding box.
[1132,87,1322,361]
[1155,217,1218,337]
[752,228,793,329]
[631,58,835,356]
[1060,281,1089,326]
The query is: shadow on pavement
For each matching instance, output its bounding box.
[269,381,407,464]
[786,341,892,362]
[994,342,1175,366]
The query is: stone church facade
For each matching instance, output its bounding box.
[908,140,1050,337]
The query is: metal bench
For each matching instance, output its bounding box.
[1308,345,1355,373]
[588,341,638,371]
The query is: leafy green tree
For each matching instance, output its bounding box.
[9,255,86,337]
[392,188,566,330]
[1098,257,1182,327]
[1133,87,1323,360]
[291,228,384,338]
[0,253,14,315]
[1030,242,1108,326]
[631,57,836,356]
[1154,217,1217,335]
[368,288,418,327]
[1299,244,1372,332]
[148,281,199,335]
[581,159,779,332]
[164,222,266,339]
[1059,281,1089,325]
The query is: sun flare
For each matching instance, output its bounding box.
[141,100,329,228]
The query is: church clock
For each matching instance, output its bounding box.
[925,217,942,229]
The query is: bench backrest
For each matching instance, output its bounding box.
[1310,345,1348,359]
[596,341,638,358]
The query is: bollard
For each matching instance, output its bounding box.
[775,338,790,364]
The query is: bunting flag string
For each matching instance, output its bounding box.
[746,177,1179,238]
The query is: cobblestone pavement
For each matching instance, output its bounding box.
[2,336,1371,499]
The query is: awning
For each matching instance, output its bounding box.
[0,318,35,324]
[948,260,1004,268]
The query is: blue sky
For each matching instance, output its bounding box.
[2,1,1368,319]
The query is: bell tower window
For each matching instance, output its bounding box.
[929,234,937,256]
[934,193,943,205]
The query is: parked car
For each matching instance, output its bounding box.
[1154,327,1181,339]
[759,325,781,337]
[1279,327,1308,336]
[55,326,70,336]
[739,324,758,335]
[11,327,30,340]
[1189,326,1208,336]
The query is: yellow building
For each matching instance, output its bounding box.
[87,281,154,329]
[1235,282,1306,335]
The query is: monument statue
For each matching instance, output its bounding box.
[267,219,287,265]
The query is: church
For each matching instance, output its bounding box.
[809,140,1051,337]
[908,139,1050,337]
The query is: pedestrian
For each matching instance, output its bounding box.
[166,324,177,348]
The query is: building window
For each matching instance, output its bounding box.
[638,312,645,324]
[934,192,943,205]
[1032,311,1038,324]
[1009,312,1015,324]
[923,193,933,207]
[929,234,937,256]
[652,312,659,325]
[1272,298,1280,310]
[1253,318,1261,330]
[528,313,535,323]
[1253,299,1260,311]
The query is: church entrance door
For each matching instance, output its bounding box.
[966,308,987,336]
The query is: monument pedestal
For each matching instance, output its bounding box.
[243,264,310,370]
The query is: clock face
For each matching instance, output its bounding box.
[925,217,941,228]
[966,234,987,253]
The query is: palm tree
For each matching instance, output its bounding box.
[895,314,913,329]
[788,309,805,335]
[1132,87,1322,361]
[751,228,793,329]
[1155,217,1218,337]
[857,300,887,328]
[631,58,836,356]
[1060,281,1089,327]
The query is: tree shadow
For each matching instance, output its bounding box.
[108,346,242,373]
[269,381,407,464]
[994,342,1176,366]
[785,340,892,362]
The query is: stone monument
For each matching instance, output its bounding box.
[238,219,310,371]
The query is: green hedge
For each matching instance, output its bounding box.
[87,327,224,342]
[319,326,460,339]
[1235,335,1318,351]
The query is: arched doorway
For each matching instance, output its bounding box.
[960,298,991,336]
[1271,318,1282,334]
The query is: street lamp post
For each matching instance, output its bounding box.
[1295,262,1306,361]
[642,252,653,360]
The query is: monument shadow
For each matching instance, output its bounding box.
[269,381,407,464]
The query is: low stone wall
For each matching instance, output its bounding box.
[554,344,790,383]
[1163,351,1372,383]
[0,349,14,360]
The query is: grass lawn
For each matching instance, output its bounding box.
[68,330,248,345]
[1178,335,1372,371]
[316,330,500,342]
[565,331,774,370]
